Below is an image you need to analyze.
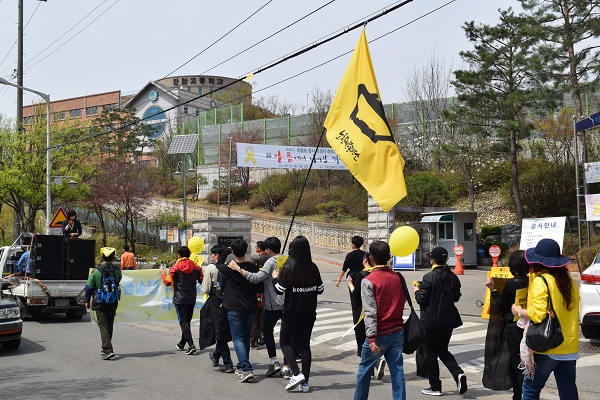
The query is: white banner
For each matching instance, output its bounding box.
[584,162,600,184]
[585,194,600,221]
[520,217,566,252]
[236,143,347,170]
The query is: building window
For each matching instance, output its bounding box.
[198,87,203,95]
[195,107,200,116]
[86,106,98,116]
[187,86,191,92]
[438,222,454,240]
[103,103,117,112]
[464,223,474,241]
[183,105,188,114]
[54,111,65,120]
[23,116,34,124]
[70,109,82,118]
[142,105,167,139]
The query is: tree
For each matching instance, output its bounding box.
[520,0,600,119]
[402,172,451,207]
[452,8,557,221]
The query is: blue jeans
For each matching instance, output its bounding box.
[227,310,255,372]
[354,330,405,400]
[522,354,578,400]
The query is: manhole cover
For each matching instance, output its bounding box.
[580,340,600,353]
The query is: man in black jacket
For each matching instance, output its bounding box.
[413,247,467,396]
[217,239,262,383]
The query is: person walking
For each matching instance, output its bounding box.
[354,240,407,400]
[161,246,203,355]
[200,245,233,373]
[120,244,136,270]
[511,238,580,400]
[218,239,262,383]
[84,247,122,360]
[486,250,529,400]
[346,252,386,379]
[229,236,287,378]
[271,235,324,393]
[413,247,467,396]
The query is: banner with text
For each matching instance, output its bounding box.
[97,270,204,323]
[236,143,347,170]
[585,194,600,221]
[519,217,566,252]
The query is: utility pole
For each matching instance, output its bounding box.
[13,0,25,241]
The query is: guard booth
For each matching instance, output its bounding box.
[420,211,478,267]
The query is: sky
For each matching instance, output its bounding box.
[0,0,521,121]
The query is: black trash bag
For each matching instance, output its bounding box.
[415,343,428,379]
[482,301,513,390]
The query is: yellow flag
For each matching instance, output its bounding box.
[324,28,407,212]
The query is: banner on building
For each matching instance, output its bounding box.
[585,194,600,221]
[236,143,347,170]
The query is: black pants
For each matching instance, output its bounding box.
[425,327,464,392]
[176,303,195,347]
[95,306,117,354]
[280,315,315,381]
[263,309,283,358]
[506,325,524,400]
[350,288,366,357]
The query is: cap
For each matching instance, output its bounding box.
[429,247,449,264]
[100,247,116,258]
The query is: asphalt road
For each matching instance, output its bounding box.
[2,235,599,399]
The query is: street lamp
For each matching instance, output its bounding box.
[173,160,197,225]
[0,77,51,234]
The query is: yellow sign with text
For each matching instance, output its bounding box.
[481,267,513,319]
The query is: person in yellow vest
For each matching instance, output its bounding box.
[120,245,136,270]
[511,238,579,400]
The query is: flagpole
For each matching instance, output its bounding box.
[282,127,327,253]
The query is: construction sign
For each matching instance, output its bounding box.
[49,207,68,228]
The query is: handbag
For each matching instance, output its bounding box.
[398,272,425,354]
[525,275,564,352]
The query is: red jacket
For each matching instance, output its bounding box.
[161,258,203,305]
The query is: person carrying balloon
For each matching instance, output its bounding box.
[412,247,467,396]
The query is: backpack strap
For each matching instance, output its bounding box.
[396,272,414,310]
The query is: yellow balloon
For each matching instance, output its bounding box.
[187,236,205,254]
[389,226,420,257]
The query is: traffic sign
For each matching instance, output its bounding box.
[453,244,464,256]
[49,207,68,228]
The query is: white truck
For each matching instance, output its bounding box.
[0,236,89,320]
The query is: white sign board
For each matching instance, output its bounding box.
[393,253,415,271]
[585,194,600,221]
[159,229,167,241]
[584,161,600,183]
[236,143,347,170]
[520,217,566,252]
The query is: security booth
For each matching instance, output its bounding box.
[420,211,478,267]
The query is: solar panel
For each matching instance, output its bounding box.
[168,135,198,154]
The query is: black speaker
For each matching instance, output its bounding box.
[32,234,65,280]
[66,239,96,280]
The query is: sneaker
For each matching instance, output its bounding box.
[421,388,442,396]
[286,372,306,391]
[239,370,254,382]
[219,364,235,373]
[235,368,243,376]
[266,361,282,377]
[102,352,115,360]
[186,346,197,355]
[209,352,219,367]
[176,343,185,351]
[375,358,386,380]
[281,367,292,379]
[458,373,467,394]
[299,382,310,393]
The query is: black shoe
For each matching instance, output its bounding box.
[458,373,467,394]
[186,345,197,355]
[219,364,235,373]
[266,361,282,377]
[209,352,219,367]
[176,343,185,351]
[375,358,386,380]
[102,352,115,360]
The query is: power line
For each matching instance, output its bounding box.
[24,0,120,73]
[0,1,43,71]
[164,0,274,78]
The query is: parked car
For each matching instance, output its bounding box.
[580,252,600,339]
[0,281,22,350]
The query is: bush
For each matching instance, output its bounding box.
[578,245,600,269]
[481,226,502,237]
[250,174,291,212]
[280,190,320,216]
[401,171,451,207]
[317,200,346,221]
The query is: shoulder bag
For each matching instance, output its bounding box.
[525,275,564,352]
[397,272,425,354]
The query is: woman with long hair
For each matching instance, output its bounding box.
[272,235,324,392]
[412,247,467,396]
[511,238,579,399]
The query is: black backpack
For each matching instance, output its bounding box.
[93,265,120,308]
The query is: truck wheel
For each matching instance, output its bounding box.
[16,297,35,321]
[2,339,21,350]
